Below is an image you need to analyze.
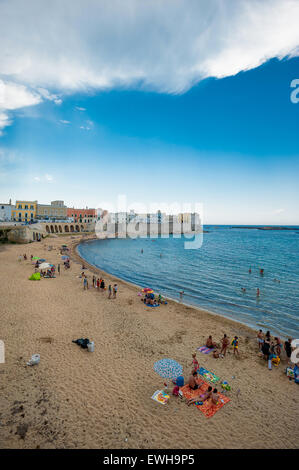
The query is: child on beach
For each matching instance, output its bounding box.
[108,285,112,299]
[113,284,118,298]
[231,336,239,356]
[257,330,264,351]
[190,353,199,372]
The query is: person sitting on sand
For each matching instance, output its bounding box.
[186,385,211,406]
[220,334,229,356]
[206,388,219,408]
[257,330,264,351]
[213,350,220,358]
[188,370,200,390]
[206,336,217,349]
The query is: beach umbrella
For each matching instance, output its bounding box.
[62,244,67,247]
[61,255,69,260]
[39,262,51,270]
[154,359,183,380]
[142,287,154,294]
[32,256,40,260]
[39,258,46,262]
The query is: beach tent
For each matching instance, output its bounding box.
[39,262,51,270]
[29,272,41,281]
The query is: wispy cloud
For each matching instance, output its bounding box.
[1,0,299,133]
[59,119,70,125]
[75,106,86,111]
[33,174,54,183]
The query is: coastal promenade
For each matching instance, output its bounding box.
[0,234,298,449]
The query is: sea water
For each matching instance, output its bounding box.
[78,226,299,339]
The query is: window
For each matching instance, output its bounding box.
[30,205,34,209]
[25,213,28,219]
[18,204,22,209]
[25,205,28,209]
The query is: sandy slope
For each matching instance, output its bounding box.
[0,235,298,449]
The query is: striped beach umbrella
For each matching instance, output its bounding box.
[154,358,183,380]
[142,287,154,294]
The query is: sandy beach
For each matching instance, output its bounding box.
[0,234,298,449]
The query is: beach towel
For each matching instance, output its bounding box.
[197,346,215,354]
[181,380,230,418]
[199,367,220,384]
[29,272,41,281]
[145,304,160,308]
[151,390,170,405]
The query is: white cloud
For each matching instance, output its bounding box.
[0,0,299,131]
[75,106,86,111]
[37,87,62,105]
[33,174,53,183]
[59,120,70,124]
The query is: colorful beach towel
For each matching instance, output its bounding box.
[199,367,220,384]
[181,380,230,418]
[197,346,215,354]
[151,390,170,405]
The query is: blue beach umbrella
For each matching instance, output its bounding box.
[61,255,69,260]
[154,358,183,380]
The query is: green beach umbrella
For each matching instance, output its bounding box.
[32,256,40,260]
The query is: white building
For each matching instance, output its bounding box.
[0,200,14,222]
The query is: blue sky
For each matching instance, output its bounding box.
[1,1,299,224]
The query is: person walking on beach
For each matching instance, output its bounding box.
[100,278,105,292]
[257,330,264,351]
[108,284,112,299]
[83,277,88,291]
[58,264,60,275]
[179,290,184,302]
[231,336,239,356]
[97,278,100,291]
[220,334,229,356]
[113,284,118,298]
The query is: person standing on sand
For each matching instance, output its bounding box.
[190,353,199,372]
[57,264,60,275]
[97,278,100,291]
[257,330,264,350]
[231,336,239,356]
[108,284,112,299]
[100,279,105,292]
[113,284,118,298]
[220,334,229,356]
[179,290,184,302]
[83,277,88,290]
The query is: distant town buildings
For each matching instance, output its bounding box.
[37,200,67,220]
[67,207,97,224]
[0,200,15,222]
[11,200,38,222]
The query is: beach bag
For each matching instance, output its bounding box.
[176,376,184,387]
[172,386,180,396]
